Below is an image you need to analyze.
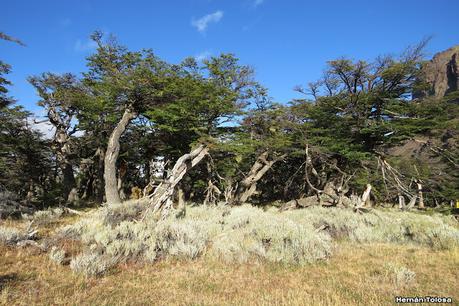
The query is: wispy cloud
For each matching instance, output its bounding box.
[191,10,223,33]
[195,50,212,62]
[74,39,97,52]
[253,0,264,7]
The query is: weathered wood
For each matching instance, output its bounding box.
[148,145,209,218]
[398,194,406,209]
[104,107,137,204]
[235,152,285,204]
[417,182,425,209]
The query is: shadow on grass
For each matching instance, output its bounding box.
[0,273,18,291]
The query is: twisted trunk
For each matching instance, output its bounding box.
[104,108,137,204]
[235,152,285,204]
[149,144,208,217]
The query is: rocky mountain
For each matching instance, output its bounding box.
[414,45,459,100]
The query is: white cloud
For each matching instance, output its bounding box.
[74,39,97,52]
[191,10,223,33]
[28,112,84,140]
[28,118,55,139]
[195,50,212,62]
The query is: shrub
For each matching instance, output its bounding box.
[210,205,332,264]
[0,226,28,245]
[384,263,416,287]
[155,219,208,259]
[285,207,459,249]
[70,253,116,277]
[26,207,65,226]
[57,201,459,277]
[101,200,149,226]
[49,246,66,265]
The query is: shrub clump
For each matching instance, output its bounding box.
[25,207,65,226]
[70,252,116,277]
[210,205,332,264]
[57,201,459,277]
[0,226,28,245]
[155,219,209,260]
[384,263,416,287]
[49,246,66,265]
[285,207,459,250]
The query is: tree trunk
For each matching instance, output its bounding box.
[406,195,418,210]
[361,184,372,207]
[104,107,137,204]
[235,152,285,204]
[54,127,76,204]
[417,182,424,209]
[149,144,208,217]
[398,194,405,209]
[204,179,221,205]
[62,163,76,202]
[355,184,372,208]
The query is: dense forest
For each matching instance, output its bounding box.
[1,32,458,218]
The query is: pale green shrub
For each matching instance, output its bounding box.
[29,207,65,226]
[210,205,333,264]
[384,263,416,287]
[70,253,116,277]
[285,207,459,249]
[49,246,66,265]
[155,219,209,259]
[57,200,459,277]
[0,226,28,245]
[101,200,149,226]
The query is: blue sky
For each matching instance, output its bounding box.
[2,0,458,116]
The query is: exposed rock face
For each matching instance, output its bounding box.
[414,45,459,100]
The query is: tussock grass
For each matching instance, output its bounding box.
[383,262,416,288]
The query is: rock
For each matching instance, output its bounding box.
[414,45,459,100]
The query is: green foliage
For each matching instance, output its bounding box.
[0,105,53,202]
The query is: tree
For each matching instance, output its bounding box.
[0,105,53,205]
[29,73,84,203]
[82,32,175,204]
[145,54,262,212]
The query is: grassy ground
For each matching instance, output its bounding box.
[1,241,458,305]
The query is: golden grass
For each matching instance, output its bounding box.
[1,242,458,305]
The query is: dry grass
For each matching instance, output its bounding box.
[1,204,458,305]
[1,242,458,305]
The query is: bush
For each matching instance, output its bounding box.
[49,246,66,265]
[155,219,208,259]
[384,263,416,287]
[285,207,459,249]
[0,226,28,245]
[210,205,332,264]
[57,201,459,277]
[25,207,65,226]
[70,253,116,277]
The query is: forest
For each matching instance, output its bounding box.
[0,30,458,304]
[1,33,457,213]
